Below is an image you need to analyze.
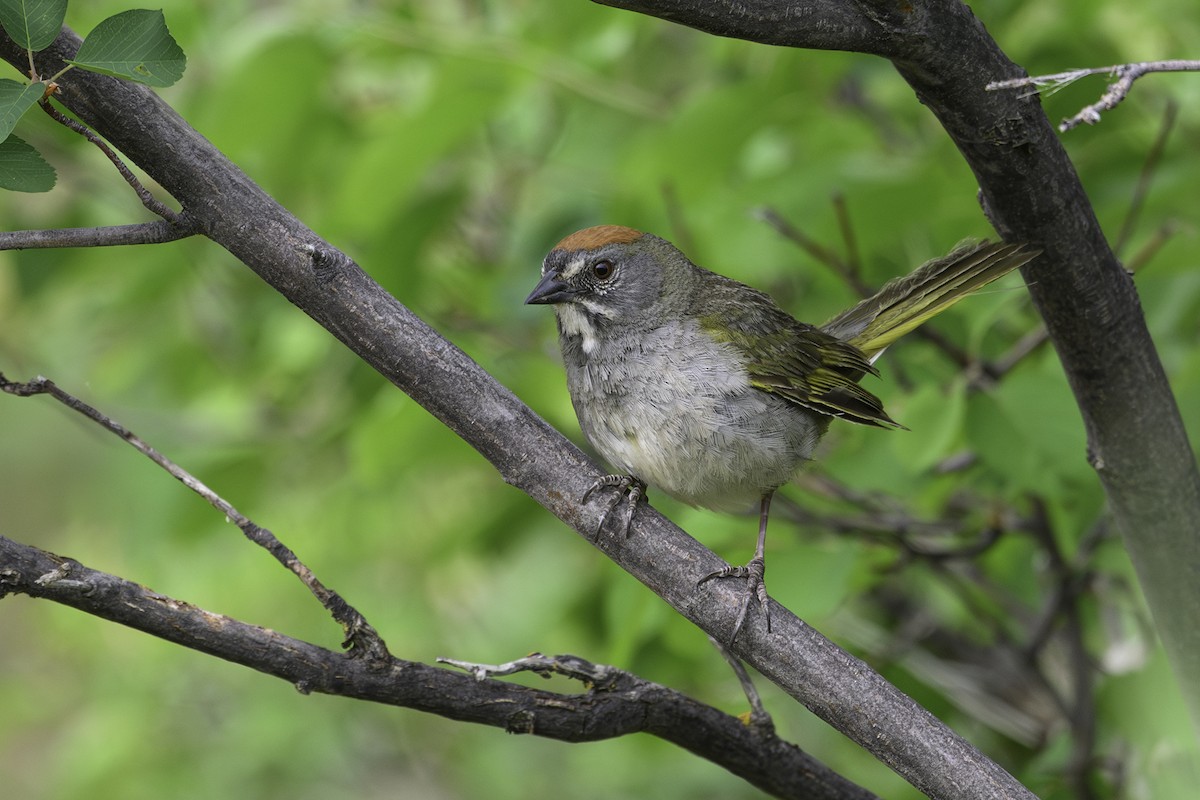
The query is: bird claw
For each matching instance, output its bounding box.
[698,556,770,640]
[582,474,646,538]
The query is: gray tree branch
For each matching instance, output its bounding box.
[0,22,1038,800]
[0,219,195,248]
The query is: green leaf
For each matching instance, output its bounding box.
[0,0,67,51]
[0,133,56,191]
[0,78,43,141]
[67,9,186,88]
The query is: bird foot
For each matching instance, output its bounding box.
[698,556,770,640]
[582,474,647,538]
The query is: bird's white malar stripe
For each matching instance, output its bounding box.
[556,298,616,356]
[555,303,599,354]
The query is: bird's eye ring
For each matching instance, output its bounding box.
[591,260,614,280]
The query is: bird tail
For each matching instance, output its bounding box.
[820,241,1039,361]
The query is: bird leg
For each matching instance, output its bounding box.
[698,492,773,639]
[582,474,647,539]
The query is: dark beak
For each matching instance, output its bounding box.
[525,271,574,305]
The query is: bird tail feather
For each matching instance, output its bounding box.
[820,241,1040,360]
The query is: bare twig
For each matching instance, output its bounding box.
[776,490,957,539]
[773,490,1005,569]
[708,637,775,732]
[1126,220,1181,274]
[1115,101,1178,256]
[0,218,197,250]
[756,205,854,279]
[831,193,862,280]
[438,652,616,684]
[39,96,180,222]
[0,373,386,658]
[987,325,1050,381]
[987,60,1200,131]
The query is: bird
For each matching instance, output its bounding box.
[526,224,1038,639]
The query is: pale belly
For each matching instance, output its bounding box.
[562,323,827,510]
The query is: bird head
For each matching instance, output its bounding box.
[525,226,691,337]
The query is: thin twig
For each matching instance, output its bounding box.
[775,490,960,539]
[0,218,198,250]
[708,637,775,733]
[39,96,180,222]
[756,205,855,280]
[774,491,1005,570]
[438,652,621,687]
[1115,101,1178,257]
[1126,220,1181,274]
[986,325,1050,381]
[831,193,862,282]
[0,373,386,658]
[987,60,1200,131]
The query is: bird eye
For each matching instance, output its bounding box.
[591,260,614,280]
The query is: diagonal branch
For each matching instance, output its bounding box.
[0,219,197,248]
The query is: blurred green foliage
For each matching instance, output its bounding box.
[2,1,1199,798]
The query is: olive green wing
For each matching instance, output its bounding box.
[696,275,902,429]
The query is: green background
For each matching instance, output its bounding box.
[2,1,1199,797]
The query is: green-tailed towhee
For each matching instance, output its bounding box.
[526,225,1037,638]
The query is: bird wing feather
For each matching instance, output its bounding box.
[695,273,901,429]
